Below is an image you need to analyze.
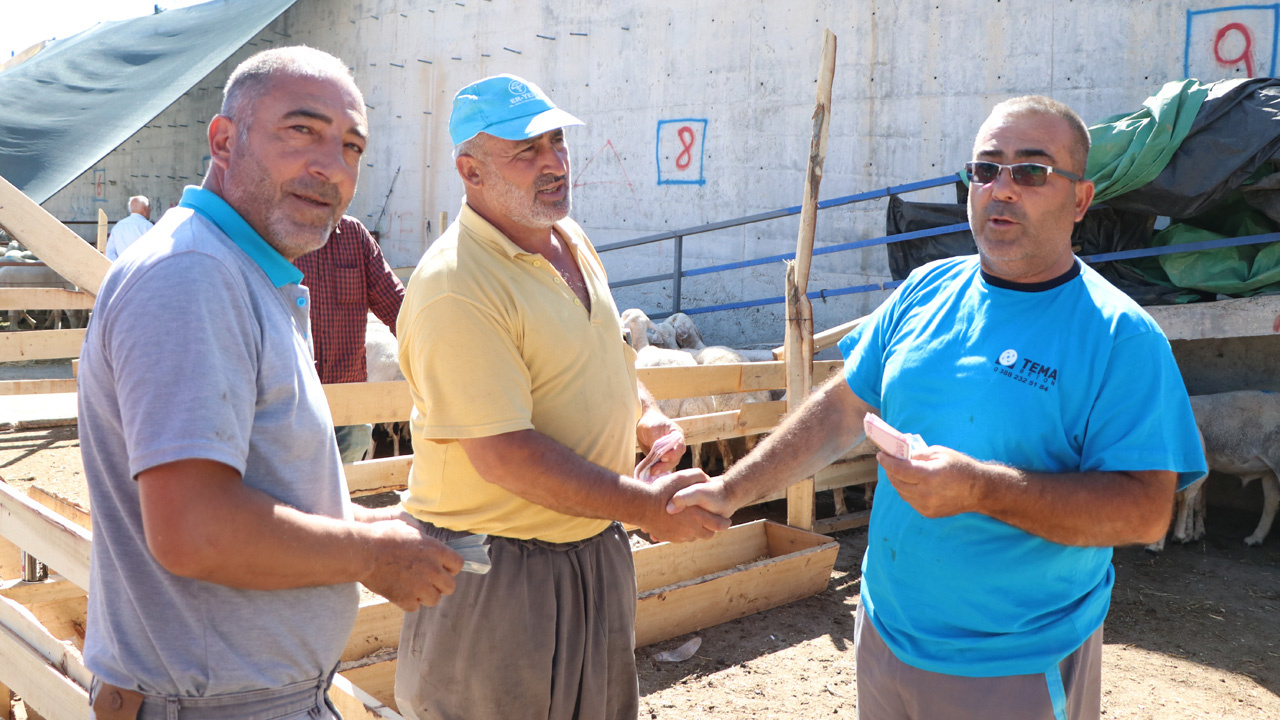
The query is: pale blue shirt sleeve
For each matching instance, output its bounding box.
[102,251,260,478]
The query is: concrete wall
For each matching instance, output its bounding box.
[40,0,1269,346]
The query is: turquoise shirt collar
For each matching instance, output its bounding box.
[178,186,304,288]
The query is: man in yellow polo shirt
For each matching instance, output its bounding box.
[393,74,730,720]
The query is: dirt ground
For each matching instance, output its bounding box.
[2,425,1277,719]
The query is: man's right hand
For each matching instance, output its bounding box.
[666,476,736,519]
[361,517,463,611]
[638,469,731,543]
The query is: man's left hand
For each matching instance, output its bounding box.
[876,445,985,518]
[636,408,686,477]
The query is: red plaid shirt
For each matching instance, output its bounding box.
[294,216,405,384]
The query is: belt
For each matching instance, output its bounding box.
[91,671,338,720]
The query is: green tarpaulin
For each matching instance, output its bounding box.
[1087,79,1211,204]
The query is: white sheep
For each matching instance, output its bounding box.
[656,313,772,473]
[620,308,713,471]
[0,258,86,330]
[1188,391,1280,547]
[666,312,776,362]
[364,315,411,457]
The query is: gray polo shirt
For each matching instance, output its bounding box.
[79,187,358,697]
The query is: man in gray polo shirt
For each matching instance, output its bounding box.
[78,46,461,720]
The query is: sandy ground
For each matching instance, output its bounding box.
[1,425,1277,718]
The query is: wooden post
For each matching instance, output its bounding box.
[785,29,836,531]
[0,174,111,295]
[96,208,108,254]
[0,680,12,720]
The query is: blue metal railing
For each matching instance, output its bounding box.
[600,174,962,315]
[602,174,1280,319]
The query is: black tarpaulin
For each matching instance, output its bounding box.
[0,0,297,203]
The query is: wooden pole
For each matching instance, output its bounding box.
[96,208,108,254]
[0,174,111,295]
[785,29,837,531]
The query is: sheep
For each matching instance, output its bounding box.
[666,312,776,362]
[1147,474,1208,553]
[620,308,713,471]
[663,317,774,474]
[0,256,86,330]
[364,315,412,457]
[1187,390,1280,547]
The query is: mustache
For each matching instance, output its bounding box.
[535,173,567,190]
[283,178,343,207]
[977,200,1027,223]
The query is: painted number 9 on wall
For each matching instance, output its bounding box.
[1185,4,1279,79]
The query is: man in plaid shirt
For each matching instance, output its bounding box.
[294,215,404,462]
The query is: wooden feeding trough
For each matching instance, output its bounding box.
[635,520,839,647]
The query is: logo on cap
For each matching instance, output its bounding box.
[508,79,527,94]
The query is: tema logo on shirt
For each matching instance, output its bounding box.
[993,348,1057,392]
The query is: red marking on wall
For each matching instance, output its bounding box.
[675,126,696,170]
[1214,22,1255,77]
[572,139,643,216]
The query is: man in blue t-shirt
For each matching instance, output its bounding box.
[669,96,1206,720]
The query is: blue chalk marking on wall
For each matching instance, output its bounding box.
[656,118,707,186]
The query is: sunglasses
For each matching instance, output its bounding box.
[964,161,1083,187]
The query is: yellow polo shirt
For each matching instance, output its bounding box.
[396,203,640,543]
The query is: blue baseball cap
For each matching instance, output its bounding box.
[448,74,584,146]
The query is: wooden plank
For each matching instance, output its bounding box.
[635,521,838,647]
[0,578,85,606]
[0,482,91,591]
[0,622,89,720]
[675,401,786,445]
[1145,294,1280,341]
[96,209,108,254]
[330,672,402,720]
[345,456,411,497]
[0,289,94,311]
[0,679,11,720]
[0,173,111,295]
[0,379,77,396]
[340,661,398,714]
[25,596,87,652]
[639,360,842,401]
[0,329,86,363]
[774,315,871,360]
[0,535,21,583]
[755,455,878,504]
[812,360,841,386]
[325,381,413,426]
[634,521,770,593]
[640,362,781,400]
[813,511,872,535]
[0,596,90,690]
[25,488,90,532]
[343,599,403,664]
[764,519,839,556]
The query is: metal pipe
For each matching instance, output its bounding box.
[672,235,684,313]
[21,551,47,582]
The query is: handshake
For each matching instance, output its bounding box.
[631,429,738,544]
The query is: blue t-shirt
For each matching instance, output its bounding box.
[840,256,1206,678]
